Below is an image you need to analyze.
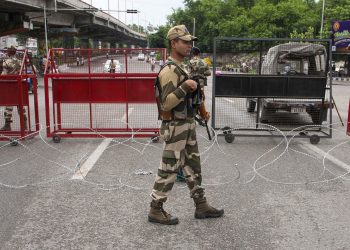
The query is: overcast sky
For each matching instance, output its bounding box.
[83,0,186,28]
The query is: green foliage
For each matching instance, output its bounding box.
[290,27,315,39]
[161,0,350,52]
[148,25,170,48]
[143,0,350,52]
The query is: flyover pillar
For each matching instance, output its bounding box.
[101,41,110,49]
[93,40,99,49]
[63,36,75,49]
[80,38,89,49]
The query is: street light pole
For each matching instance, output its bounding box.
[107,0,110,26]
[193,17,196,46]
[44,2,48,56]
[320,0,325,35]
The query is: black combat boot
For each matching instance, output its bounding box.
[193,197,224,219]
[148,200,179,225]
[0,119,12,131]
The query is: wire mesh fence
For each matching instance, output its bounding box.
[44,48,165,140]
[212,38,333,143]
[46,48,165,75]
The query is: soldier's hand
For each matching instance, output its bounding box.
[204,111,210,121]
[185,79,197,92]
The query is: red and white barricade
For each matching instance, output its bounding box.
[44,48,166,142]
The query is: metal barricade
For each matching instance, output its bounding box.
[44,48,166,142]
[212,38,333,144]
[0,49,39,145]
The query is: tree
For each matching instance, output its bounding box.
[167,0,350,52]
[148,25,170,48]
[290,26,315,39]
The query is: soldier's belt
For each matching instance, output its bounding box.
[160,110,194,121]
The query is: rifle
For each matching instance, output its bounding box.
[190,76,212,140]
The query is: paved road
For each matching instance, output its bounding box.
[57,54,161,74]
[0,70,350,249]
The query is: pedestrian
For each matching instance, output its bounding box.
[176,46,212,182]
[0,46,28,131]
[26,63,33,94]
[109,59,116,73]
[159,59,164,67]
[39,56,43,68]
[76,56,80,66]
[42,55,47,73]
[149,24,224,225]
[150,57,155,72]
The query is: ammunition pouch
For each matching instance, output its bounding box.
[159,121,175,142]
[154,61,190,121]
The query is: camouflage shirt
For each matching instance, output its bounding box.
[158,56,191,119]
[188,56,211,87]
[1,57,21,75]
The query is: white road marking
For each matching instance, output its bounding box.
[223,98,235,104]
[72,138,112,180]
[300,142,350,171]
[121,107,134,122]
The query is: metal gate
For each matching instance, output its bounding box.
[212,38,333,144]
[0,49,39,145]
[44,48,166,142]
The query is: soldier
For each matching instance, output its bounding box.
[0,46,27,131]
[177,46,212,182]
[149,25,224,225]
[188,46,211,89]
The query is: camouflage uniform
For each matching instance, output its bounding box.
[149,25,223,225]
[1,55,27,130]
[151,56,204,203]
[176,53,211,181]
[2,57,21,75]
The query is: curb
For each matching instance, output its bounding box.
[333,77,350,81]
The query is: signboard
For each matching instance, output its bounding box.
[332,20,350,53]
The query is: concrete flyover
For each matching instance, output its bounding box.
[0,0,147,46]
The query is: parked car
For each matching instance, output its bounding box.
[246,42,330,124]
[103,59,122,73]
[137,53,145,61]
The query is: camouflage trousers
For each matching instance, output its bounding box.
[3,106,26,122]
[151,118,204,203]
